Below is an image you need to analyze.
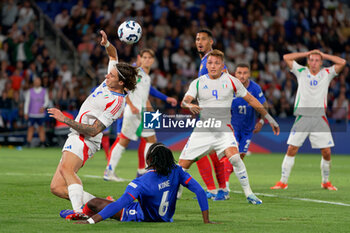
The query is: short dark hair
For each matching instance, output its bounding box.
[207,49,224,61]
[146,143,176,176]
[115,62,137,91]
[197,28,213,38]
[140,48,155,57]
[234,63,250,72]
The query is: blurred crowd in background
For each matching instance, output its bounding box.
[0,0,349,142]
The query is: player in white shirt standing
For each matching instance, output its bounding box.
[271,50,346,191]
[179,50,280,204]
[48,30,138,216]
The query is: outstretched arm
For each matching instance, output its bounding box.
[243,93,280,135]
[150,86,178,107]
[283,52,309,69]
[185,177,218,224]
[75,192,134,224]
[100,30,118,61]
[320,51,346,74]
[48,108,106,137]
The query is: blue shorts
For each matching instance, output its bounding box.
[234,129,253,154]
[120,202,144,222]
[28,117,45,127]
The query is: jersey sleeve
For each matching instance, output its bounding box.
[290,61,304,80]
[185,79,199,98]
[107,60,118,74]
[97,96,124,127]
[178,166,193,186]
[124,180,142,200]
[230,76,248,98]
[324,65,338,81]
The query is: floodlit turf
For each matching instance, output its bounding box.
[0,147,350,233]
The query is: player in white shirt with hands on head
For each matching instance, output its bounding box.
[48,30,138,217]
[179,50,280,204]
[271,50,346,191]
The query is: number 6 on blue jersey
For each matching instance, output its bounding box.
[158,191,169,216]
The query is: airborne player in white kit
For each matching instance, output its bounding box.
[271,50,346,191]
[178,50,280,204]
[48,30,137,216]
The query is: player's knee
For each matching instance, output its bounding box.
[228,153,240,166]
[178,159,192,169]
[287,145,298,156]
[50,183,64,197]
[240,153,245,160]
[87,198,108,212]
[87,198,99,211]
[321,148,331,160]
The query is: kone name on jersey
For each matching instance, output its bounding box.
[158,180,170,190]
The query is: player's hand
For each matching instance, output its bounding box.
[308,49,322,57]
[253,121,263,133]
[189,104,201,114]
[166,97,177,107]
[270,123,280,136]
[73,220,89,224]
[48,108,65,123]
[24,114,28,121]
[100,30,108,46]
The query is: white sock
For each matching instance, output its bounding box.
[107,143,125,172]
[226,181,230,192]
[144,142,153,167]
[82,191,95,204]
[281,155,295,184]
[177,167,189,199]
[137,168,147,174]
[321,158,331,183]
[229,154,252,197]
[67,184,84,212]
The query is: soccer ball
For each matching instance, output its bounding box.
[117,20,142,44]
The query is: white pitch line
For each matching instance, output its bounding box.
[3,172,131,181]
[231,190,350,207]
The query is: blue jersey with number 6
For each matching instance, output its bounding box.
[124,165,196,222]
[231,80,266,132]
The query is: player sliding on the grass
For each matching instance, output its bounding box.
[61,143,214,224]
[49,30,137,214]
[178,50,280,205]
[271,50,346,191]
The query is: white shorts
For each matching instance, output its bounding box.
[287,115,334,149]
[62,134,99,165]
[121,112,155,141]
[180,127,238,161]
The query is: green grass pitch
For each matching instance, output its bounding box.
[1,147,350,233]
